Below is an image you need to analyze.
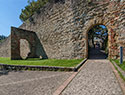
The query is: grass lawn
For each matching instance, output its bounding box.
[113,59,125,71]
[0,57,83,67]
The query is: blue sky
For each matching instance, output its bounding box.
[0,0,107,37]
[0,0,29,36]
[100,25,106,29]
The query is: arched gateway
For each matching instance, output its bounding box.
[84,20,110,59]
[9,0,125,60]
[87,24,108,59]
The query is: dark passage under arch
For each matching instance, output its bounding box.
[88,25,108,59]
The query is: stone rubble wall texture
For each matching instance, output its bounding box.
[0,36,10,57]
[11,27,48,59]
[123,48,125,60]
[11,27,37,60]
[0,0,125,59]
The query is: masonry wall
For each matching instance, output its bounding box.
[0,36,10,57]
[0,0,125,59]
[69,0,125,59]
[19,0,76,59]
[11,27,48,59]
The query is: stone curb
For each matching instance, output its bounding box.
[109,61,125,95]
[0,59,87,72]
[53,59,88,95]
[73,58,87,71]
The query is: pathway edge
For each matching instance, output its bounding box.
[53,59,88,95]
[109,61,125,95]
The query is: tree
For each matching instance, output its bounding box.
[0,35,6,40]
[0,35,6,43]
[20,0,48,22]
[88,25,108,48]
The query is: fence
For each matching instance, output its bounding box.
[120,46,125,64]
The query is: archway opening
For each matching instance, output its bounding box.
[88,25,108,59]
[20,39,31,59]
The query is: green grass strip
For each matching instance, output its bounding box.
[112,59,125,71]
[0,57,83,67]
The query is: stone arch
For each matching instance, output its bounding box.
[83,18,111,58]
[20,39,31,59]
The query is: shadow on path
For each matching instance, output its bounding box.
[0,67,24,76]
[0,67,9,76]
[88,47,108,59]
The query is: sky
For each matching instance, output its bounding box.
[0,1,107,37]
[0,0,29,36]
[100,25,106,29]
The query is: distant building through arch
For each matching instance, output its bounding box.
[87,24,108,59]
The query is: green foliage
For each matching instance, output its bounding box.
[0,35,6,40]
[0,57,83,67]
[20,0,48,22]
[105,39,108,54]
[88,25,108,48]
[0,35,6,43]
[113,59,125,71]
[87,0,92,2]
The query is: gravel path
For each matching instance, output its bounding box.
[62,60,123,95]
[0,71,72,95]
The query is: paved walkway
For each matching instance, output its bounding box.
[0,71,72,95]
[61,60,123,95]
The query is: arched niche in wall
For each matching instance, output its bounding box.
[20,39,31,59]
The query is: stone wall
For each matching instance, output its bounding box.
[0,0,125,59]
[19,0,76,59]
[69,0,125,59]
[11,27,48,59]
[0,36,10,57]
[11,27,37,59]
[123,48,125,61]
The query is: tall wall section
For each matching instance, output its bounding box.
[69,0,125,59]
[18,0,76,59]
[0,0,125,59]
